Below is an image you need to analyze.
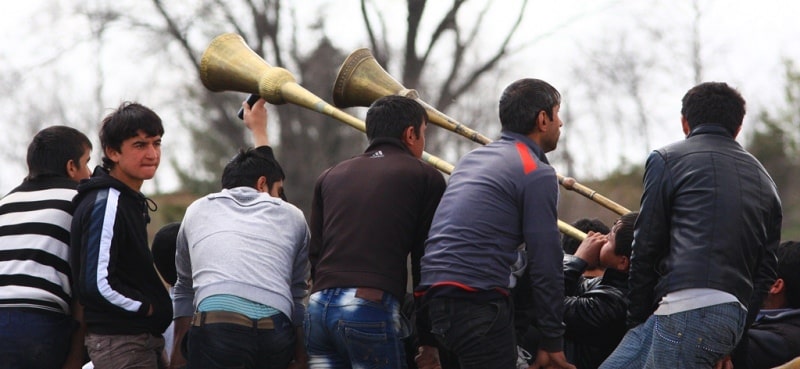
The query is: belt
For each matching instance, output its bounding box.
[355,287,385,303]
[191,311,274,330]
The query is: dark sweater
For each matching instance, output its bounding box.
[309,138,445,301]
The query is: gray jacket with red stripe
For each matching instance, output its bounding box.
[419,130,565,351]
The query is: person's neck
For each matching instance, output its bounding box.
[762,294,787,310]
[110,169,143,192]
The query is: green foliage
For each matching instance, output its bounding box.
[746,59,800,241]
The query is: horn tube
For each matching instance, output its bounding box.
[332,47,631,216]
[198,33,585,240]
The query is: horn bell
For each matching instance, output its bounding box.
[332,48,418,109]
[199,33,296,105]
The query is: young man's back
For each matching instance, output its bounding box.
[0,125,92,368]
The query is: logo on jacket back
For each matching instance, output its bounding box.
[370,150,384,159]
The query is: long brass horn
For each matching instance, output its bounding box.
[199,33,585,240]
[332,48,631,216]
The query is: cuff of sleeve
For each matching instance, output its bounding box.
[538,336,564,352]
[292,303,306,327]
[563,254,588,271]
[173,298,195,319]
[417,330,438,347]
[138,301,151,316]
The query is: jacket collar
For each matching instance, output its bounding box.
[500,130,550,165]
[600,268,630,290]
[364,137,414,156]
[687,124,735,139]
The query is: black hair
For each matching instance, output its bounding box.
[221,146,285,197]
[365,95,427,141]
[498,78,561,135]
[680,82,746,136]
[614,212,638,257]
[100,102,164,170]
[151,222,180,286]
[25,125,92,181]
[561,218,610,255]
[777,241,800,308]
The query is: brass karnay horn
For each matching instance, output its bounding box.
[333,48,631,216]
[198,33,586,240]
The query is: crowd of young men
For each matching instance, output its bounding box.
[0,79,797,369]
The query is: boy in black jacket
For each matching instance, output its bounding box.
[71,102,172,368]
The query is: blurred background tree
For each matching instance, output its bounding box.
[3,0,800,240]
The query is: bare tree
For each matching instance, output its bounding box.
[66,0,541,217]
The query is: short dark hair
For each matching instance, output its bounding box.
[562,218,610,255]
[499,78,561,135]
[365,95,427,141]
[25,125,92,181]
[221,146,285,194]
[777,241,800,308]
[680,82,746,136]
[152,222,180,286]
[100,102,164,170]
[613,211,638,257]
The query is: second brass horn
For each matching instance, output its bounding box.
[197,33,587,240]
[332,48,631,216]
[333,48,493,145]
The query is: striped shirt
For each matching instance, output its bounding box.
[0,177,77,314]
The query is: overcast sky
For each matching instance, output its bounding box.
[2,0,799,195]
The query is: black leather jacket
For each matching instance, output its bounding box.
[628,125,782,328]
[563,256,629,369]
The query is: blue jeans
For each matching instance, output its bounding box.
[427,296,516,369]
[304,288,410,369]
[186,312,295,369]
[0,308,74,369]
[600,302,746,369]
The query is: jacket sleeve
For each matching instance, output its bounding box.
[563,255,588,296]
[523,169,565,352]
[73,188,150,316]
[172,221,195,318]
[412,169,446,347]
[411,170,446,290]
[627,151,672,327]
[308,169,330,281]
[743,199,781,329]
[291,223,311,326]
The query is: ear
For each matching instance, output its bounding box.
[402,126,416,146]
[105,146,121,164]
[66,159,79,181]
[618,255,630,273]
[255,176,268,193]
[536,110,549,132]
[769,278,785,295]
[681,116,690,136]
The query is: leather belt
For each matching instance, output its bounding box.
[191,311,274,330]
[355,287,385,303]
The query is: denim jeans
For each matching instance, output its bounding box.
[304,288,410,369]
[0,308,74,369]
[599,302,746,369]
[427,296,517,369]
[186,312,295,369]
